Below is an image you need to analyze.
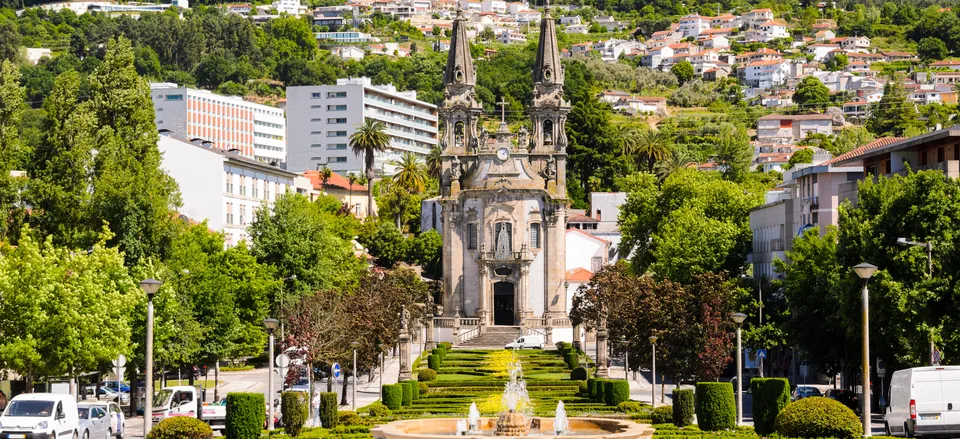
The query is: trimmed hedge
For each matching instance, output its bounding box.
[570,367,587,381]
[147,416,213,439]
[428,355,440,371]
[588,378,606,403]
[672,389,695,427]
[418,382,429,395]
[281,391,308,437]
[439,342,452,352]
[338,410,362,426]
[367,401,391,417]
[418,368,438,381]
[617,401,646,414]
[225,392,264,439]
[319,392,339,429]
[401,381,415,406]
[652,405,674,424]
[751,378,791,435]
[775,396,863,439]
[695,382,736,431]
[578,381,588,395]
[432,348,445,363]
[382,384,403,410]
[604,380,630,406]
[565,352,579,369]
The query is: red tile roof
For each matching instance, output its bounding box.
[824,137,905,165]
[303,170,367,192]
[568,212,599,223]
[566,267,594,282]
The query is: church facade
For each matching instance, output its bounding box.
[438,7,571,331]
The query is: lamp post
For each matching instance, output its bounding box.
[139,278,163,437]
[731,312,747,426]
[351,341,360,411]
[264,318,279,431]
[379,343,387,401]
[854,263,878,438]
[621,335,629,382]
[648,336,657,406]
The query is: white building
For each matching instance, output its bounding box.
[481,0,506,13]
[560,15,581,25]
[315,31,378,43]
[24,48,52,65]
[39,0,188,14]
[748,189,794,280]
[157,133,298,247]
[499,30,526,44]
[150,83,286,164]
[272,0,306,14]
[678,13,708,37]
[743,8,774,28]
[743,59,789,88]
[756,114,835,144]
[286,77,439,175]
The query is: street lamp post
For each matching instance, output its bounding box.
[264,318,279,431]
[731,313,747,426]
[648,336,657,406]
[854,263,878,438]
[621,336,629,382]
[351,341,360,411]
[139,278,163,437]
[379,344,387,401]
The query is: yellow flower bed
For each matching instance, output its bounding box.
[485,350,516,378]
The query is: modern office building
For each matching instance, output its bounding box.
[286,78,439,175]
[149,83,287,165]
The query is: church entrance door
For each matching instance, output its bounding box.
[493,282,515,326]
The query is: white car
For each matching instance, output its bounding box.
[885,366,960,437]
[78,401,124,439]
[505,335,544,349]
[0,393,80,439]
[77,404,111,439]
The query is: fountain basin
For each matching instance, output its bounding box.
[371,417,653,439]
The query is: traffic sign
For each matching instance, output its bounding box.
[276,354,290,368]
[332,363,341,379]
[112,355,127,368]
[757,349,767,359]
[877,359,886,378]
[933,349,942,365]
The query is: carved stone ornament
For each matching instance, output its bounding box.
[451,156,462,180]
[545,156,557,181]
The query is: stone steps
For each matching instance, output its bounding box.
[459,327,522,348]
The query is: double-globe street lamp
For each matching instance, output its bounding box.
[853,263,878,438]
[731,312,747,426]
[139,278,163,437]
[264,318,279,431]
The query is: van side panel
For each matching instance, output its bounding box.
[887,370,911,436]
[938,371,960,433]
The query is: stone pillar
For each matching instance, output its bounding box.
[442,204,464,317]
[452,307,461,346]
[424,313,436,351]
[398,330,412,381]
[478,266,489,333]
[572,324,582,352]
[544,311,554,346]
[519,265,532,319]
[544,206,567,316]
[596,328,609,378]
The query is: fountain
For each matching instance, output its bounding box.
[468,403,481,433]
[553,402,568,436]
[456,420,467,436]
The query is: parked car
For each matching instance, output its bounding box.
[154,386,225,432]
[825,389,860,413]
[77,403,111,439]
[290,377,310,393]
[78,402,123,439]
[99,382,130,393]
[505,335,544,349]
[885,366,960,437]
[792,386,823,401]
[0,393,79,439]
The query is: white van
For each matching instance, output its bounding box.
[505,335,544,349]
[0,393,80,439]
[885,366,960,437]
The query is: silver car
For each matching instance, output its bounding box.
[80,402,124,439]
[77,403,112,439]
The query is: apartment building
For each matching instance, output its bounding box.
[286,77,439,175]
[756,114,834,144]
[150,83,286,164]
[748,189,794,280]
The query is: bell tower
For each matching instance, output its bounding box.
[439,6,483,198]
[528,6,570,199]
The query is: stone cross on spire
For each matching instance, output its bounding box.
[498,96,508,123]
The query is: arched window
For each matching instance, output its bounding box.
[454,121,465,147]
[543,120,554,145]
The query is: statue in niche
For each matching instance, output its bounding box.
[517,126,528,150]
[545,156,557,181]
[495,224,511,260]
[450,156,462,181]
[454,121,465,147]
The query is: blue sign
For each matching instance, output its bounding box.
[757,349,767,359]
[332,363,341,379]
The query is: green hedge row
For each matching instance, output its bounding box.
[319,392,339,429]
[604,380,630,406]
[695,382,736,431]
[225,392,264,439]
[751,378,790,435]
[672,389,694,427]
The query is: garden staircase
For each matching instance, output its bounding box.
[458,326,522,348]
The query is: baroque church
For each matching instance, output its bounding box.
[437,5,570,329]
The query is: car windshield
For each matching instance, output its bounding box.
[5,400,55,417]
[78,408,90,419]
[153,389,173,408]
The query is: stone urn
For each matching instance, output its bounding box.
[495,410,530,436]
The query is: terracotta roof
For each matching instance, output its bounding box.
[566,267,594,282]
[931,59,960,66]
[759,19,788,26]
[700,27,734,35]
[747,59,783,67]
[750,8,772,13]
[843,101,869,106]
[758,113,833,121]
[302,170,367,192]
[568,212,599,223]
[824,137,905,165]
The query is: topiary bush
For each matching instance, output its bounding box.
[432,348,445,363]
[695,382,736,431]
[570,367,587,381]
[751,378,791,435]
[672,389,695,427]
[775,396,863,439]
[367,401,391,418]
[281,391,308,437]
[578,381,588,396]
[418,382,429,395]
[382,384,403,410]
[400,381,414,406]
[225,392,264,439]
[565,352,578,369]
[319,392,339,429]
[439,342,452,352]
[428,354,440,371]
[338,410,362,426]
[147,416,213,439]
[617,401,645,414]
[604,380,630,406]
[418,368,437,381]
[651,405,674,424]
[588,378,606,403]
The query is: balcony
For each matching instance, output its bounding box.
[907,160,960,179]
[477,250,533,262]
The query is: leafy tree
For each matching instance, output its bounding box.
[361,221,408,268]
[655,149,694,181]
[784,148,814,170]
[349,119,390,218]
[918,37,949,64]
[629,128,672,172]
[670,80,718,107]
[713,124,753,182]
[866,81,923,137]
[830,127,874,156]
[408,229,442,279]
[134,45,162,79]
[426,144,442,179]
[670,60,694,86]
[825,53,848,71]
[0,60,25,242]
[793,76,831,112]
[0,18,21,63]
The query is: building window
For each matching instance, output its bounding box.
[467,223,478,249]
[252,178,259,198]
[327,91,347,98]
[328,105,347,111]
[225,173,234,193]
[327,144,348,150]
[310,144,324,148]
[591,256,603,272]
[938,147,945,162]
[330,156,348,163]
[311,92,322,98]
[240,205,246,225]
[226,203,234,224]
[239,175,247,196]
[266,183,272,201]
[328,131,348,137]
[920,151,928,167]
[328,118,347,124]
[165,94,184,101]
[529,223,541,249]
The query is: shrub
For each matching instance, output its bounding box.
[652,406,674,424]
[751,378,791,435]
[428,355,440,371]
[578,381,588,396]
[418,382,429,395]
[338,410,362,426]
[672,389,695,427]
[588,378,606,402]
[439,342,452,352]
[418,369,438,381]
[570,367,587,381]
[565,352,578,369]
[147,416,213,439]
[401,381,414,406]
[319,392,339,429]
[225,392,265,439]
[281,391,308,437]
[382,384,403,410]
[775,396,863,439]
[617,401,645,414]
[695,382,736,431]
[367,401,391,418]
[432,348,445,363]
[604,380,630,406]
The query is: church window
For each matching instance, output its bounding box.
[543,120,554,145]
[467,223,478,249]
[530,223,541,249]
[494,222,513,259]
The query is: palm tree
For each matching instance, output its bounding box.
[390,152,429,229]
[617,125,639,157]
[633,129,673,172]
[349,118,390,217]
[347,173,358,215]
[426,144,442,179]
[318,166,333,193]
[655,149,695,181]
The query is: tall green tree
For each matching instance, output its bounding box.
[866,81,923,137]
[670,60,694,86]
[918,37,949,64]
[349,119,390,218]
[793,76,831,112]
[390,152,428,229]
[0,60,25,242]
